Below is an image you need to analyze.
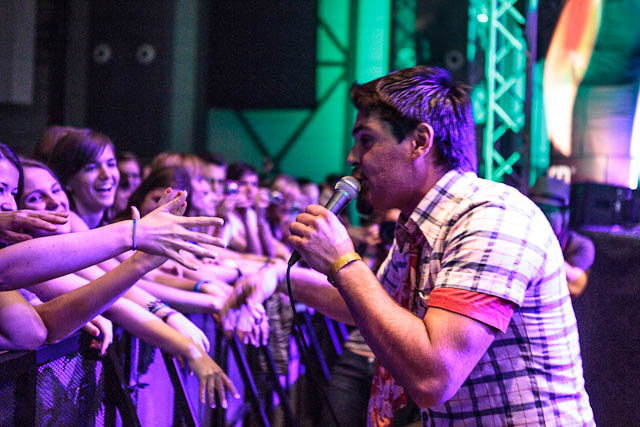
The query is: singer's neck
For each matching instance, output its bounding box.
[400,167,448,218]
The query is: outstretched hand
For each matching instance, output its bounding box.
[218,272,274,346]
[0,210,68,244]
[135,189,227,270]
[186,343,240,408]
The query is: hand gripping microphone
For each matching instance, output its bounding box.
[288,176,361,267]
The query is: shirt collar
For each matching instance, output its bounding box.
[395,169,476,251]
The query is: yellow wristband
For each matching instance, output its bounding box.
[329,252,362,284]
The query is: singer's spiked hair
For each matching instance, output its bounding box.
[350,65,477,172]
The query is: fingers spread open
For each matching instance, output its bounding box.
[181,215,224,228]
[199,376,206,404]
[223,373,240,399]
[165,249,200,271]
[166,239,217,262]
[208,375,217,408]
[181,229,226,248]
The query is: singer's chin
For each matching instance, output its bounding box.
[356,195,373,215]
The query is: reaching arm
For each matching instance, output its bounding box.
[101,297,239,407]
[0,291,48,350]
[72,264,214,350]
[149,262,241,286]
[0,221,132,291]
[28,275,237,406]
[132,279,224,315]
[29,251,168,343]
[332,260,497,408]
[144,269,234,301]
[206,244,272,263]
[77,261,228,317]
[273,264,354,325]
[0,191,225,291]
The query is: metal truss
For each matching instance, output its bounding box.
[391,0,417,71]
[389,0,537,186]
[469,0,536,184]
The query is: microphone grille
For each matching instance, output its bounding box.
[334,176,361,200]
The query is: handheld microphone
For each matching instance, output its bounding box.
[288,176,361,267]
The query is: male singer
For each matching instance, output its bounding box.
[287,66,594,425]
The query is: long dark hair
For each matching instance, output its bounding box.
[115,166,193,220]
[0,142,24,202]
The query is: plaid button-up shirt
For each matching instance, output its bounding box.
[374,170,594,426]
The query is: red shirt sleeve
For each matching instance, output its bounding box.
[427,287,516,333]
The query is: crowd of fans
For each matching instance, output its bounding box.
[0,127,372,418]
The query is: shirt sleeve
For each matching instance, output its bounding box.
[433,195,556,307]
[428,287,516,333]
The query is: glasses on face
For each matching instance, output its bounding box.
[224,181,239,195]
[207,178,226,187]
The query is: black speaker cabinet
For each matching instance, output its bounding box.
[207,0,317,109]
[416,0,469,81]
[570,182,634,227]
[85,1,174,157]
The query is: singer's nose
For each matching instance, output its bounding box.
[347,145,358,167]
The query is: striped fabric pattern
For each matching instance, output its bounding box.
[374,170,594,426]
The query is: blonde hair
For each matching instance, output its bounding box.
[150,152,204,180]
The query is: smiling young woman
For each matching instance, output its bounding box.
[47,129,120,229]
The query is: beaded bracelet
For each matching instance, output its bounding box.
[147,299,168,314]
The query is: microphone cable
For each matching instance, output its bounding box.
[282,175,360,427]
[286,263,343,427]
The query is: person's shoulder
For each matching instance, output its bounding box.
[68,211,90,232]
[448,173,538,217]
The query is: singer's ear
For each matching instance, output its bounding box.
[411,122,434,160]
